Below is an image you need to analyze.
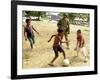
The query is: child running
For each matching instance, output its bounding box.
[24,19,40,49]
[48,29,68,66]
[74,29,87,62]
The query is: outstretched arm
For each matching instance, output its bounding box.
[24,32,27,40]
[48,35,55,42]
[32,26,40,35]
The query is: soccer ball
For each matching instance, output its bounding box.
[63,59,70,66]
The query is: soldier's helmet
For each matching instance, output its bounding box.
[63,13,67,18]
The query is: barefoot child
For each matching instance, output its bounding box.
[24,19,40,49]
[74,29,87,62]
[48,29,68,66]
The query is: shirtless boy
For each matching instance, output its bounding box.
[74,29,87,62]
[48,29,68,66]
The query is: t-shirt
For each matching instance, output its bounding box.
[24,25,34,37]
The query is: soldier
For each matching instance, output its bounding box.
[57,14,70,49]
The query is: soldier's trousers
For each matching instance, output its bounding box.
[64,31,69,48]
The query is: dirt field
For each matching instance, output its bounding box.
[22,21,90,69]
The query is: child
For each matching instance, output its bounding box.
[24,19,40,49]
[74,29,87,62]
[48,29,68,66]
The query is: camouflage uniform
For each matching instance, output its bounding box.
[57,18,70,48]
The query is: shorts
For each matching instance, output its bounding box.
[53,46,64,56]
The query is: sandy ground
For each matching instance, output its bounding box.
[22,21,90,69]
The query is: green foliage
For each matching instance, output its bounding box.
[24,11,89,24]
[58,12,89,23]
[67,13,76,22]
[78,13,90,22]
[24,11,46,20]
[58,12,76,22]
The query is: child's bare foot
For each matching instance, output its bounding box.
[84,60,87,63]
[48,63,54,66]
[84,58,88,63]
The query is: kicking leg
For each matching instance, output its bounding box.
[49,48,58,66]
[50,54,58,65]
[62,50,66,59]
